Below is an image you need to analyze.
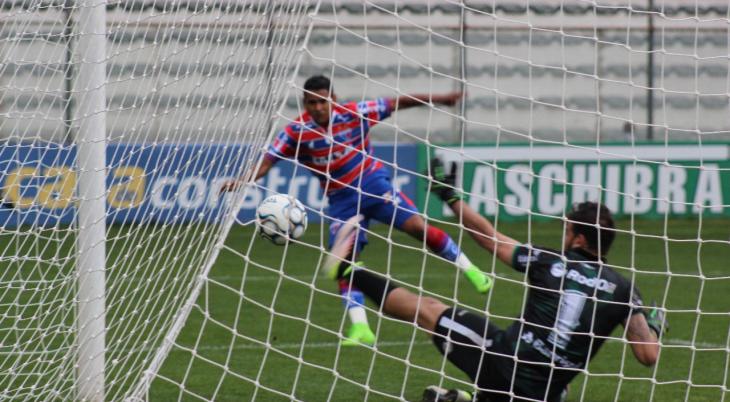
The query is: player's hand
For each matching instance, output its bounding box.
[429,157,462,206]
[219,179,242,195]
[643,301,668,337]
[432,92,463,106]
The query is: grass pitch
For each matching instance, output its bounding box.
[1,217,727,401]
[149,217,730,402]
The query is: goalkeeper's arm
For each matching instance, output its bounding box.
[625,302,667,366]
[428,158,519,266]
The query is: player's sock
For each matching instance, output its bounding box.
[339,279,368,324]
[425,226,492,293]
[425,225,460,262]
[453,249,473,272]
[338,279,375,346]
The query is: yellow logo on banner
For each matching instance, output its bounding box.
[2,165,145,210]
[108,166,146,209]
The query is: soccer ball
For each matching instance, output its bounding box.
[256,194,308,245]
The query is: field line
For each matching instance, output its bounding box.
[206,270,730,283]
[171,340,433,353]
[208,272,454,282]
[169,338,726,354]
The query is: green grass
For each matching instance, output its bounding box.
[1,218,729,401]
[151,217,730,402]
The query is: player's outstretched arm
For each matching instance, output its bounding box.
[392,92,462,111]
[429,158,518,266]
[220,157,275,194]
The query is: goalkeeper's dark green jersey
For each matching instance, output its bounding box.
[501,244,643,396]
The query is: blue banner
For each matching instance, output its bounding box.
[0,143,419,227]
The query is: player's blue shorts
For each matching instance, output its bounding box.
[327,167,418,255]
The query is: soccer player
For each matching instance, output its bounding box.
[323,159,666,402]
[223,76,490,346]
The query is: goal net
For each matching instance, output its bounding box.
[2,0,729,401]
[0,1,312,400]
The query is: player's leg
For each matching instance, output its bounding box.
[327,215,375,346]
[330,262,506,398]
[325,222,509,400]
[399,213,491,293]
[363,182,491,293]
[328,260,449,332]
[337,262,375,347]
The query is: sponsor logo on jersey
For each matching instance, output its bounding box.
[565,269,617,294]
[520,331,582,369]
[517,249,541,264]
[311,149,345,165]
[550,262,567,277]
[382,190,401,206]
[549,263,617,293]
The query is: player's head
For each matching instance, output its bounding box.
[303,75,336,127]
[564,201,616,257]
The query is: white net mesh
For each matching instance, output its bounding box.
[0,1,312,400]
[2,1,730,401]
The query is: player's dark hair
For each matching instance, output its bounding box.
[567,201,615,255]
[303,75,332,94]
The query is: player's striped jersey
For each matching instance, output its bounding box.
[265,98,393,193]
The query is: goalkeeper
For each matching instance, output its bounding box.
[325,159,666,402]
[223,76,491,346]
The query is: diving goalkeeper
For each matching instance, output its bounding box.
[324,159,666,402]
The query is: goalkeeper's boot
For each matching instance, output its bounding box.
[422,386,473,402]
[341,322,375,347]
[463,264,492,294]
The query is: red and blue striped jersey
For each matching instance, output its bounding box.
[265,98,394,193]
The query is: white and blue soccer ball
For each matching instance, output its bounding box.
[256,194,308,245]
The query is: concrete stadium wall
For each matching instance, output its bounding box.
[2,0,729,144]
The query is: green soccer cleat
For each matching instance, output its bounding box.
[463,265,492,293]
[326,261,361,281]
[341,322,376,347]
[422,385,473,402]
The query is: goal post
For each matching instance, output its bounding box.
[0,0,313,400]
[74,0,107,400]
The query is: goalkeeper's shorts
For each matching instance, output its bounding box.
[432,308,567,402]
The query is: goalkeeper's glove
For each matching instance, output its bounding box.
[429,157,462,206]
[643,301,668,337]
